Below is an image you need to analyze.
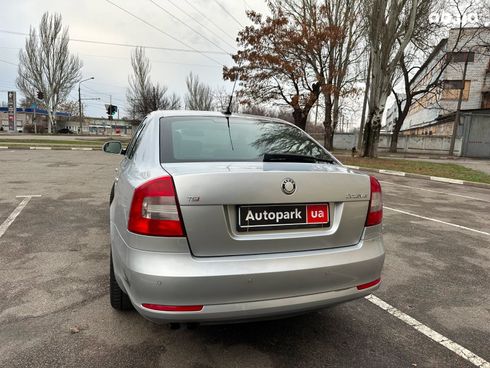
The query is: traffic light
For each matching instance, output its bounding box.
[106,105,118,116]
[37,91,44,100]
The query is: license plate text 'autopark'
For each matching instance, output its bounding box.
[237,204,329,231]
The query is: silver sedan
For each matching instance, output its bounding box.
[104,110,384,324]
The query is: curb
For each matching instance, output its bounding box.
[345,165,490,190]
[0,146,96,151]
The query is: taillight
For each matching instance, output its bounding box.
[365,176,382,226]
[356,278,381,290]
[142,304,203,312]
[128,176,184,236]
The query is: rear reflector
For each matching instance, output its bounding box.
[356,278,381,290]
[365,176,383,226]
[128,176,184,236]
[142,304,203,312]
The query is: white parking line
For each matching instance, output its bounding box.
[384,206,490,236]
[380,181,490,203]
[366,295,490,368]
[0,196,39,239]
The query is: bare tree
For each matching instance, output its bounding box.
[315,0,365,149]
[127,47,180,119]
[184,72,213,111]
[16,12,82,133]
[240,104,295,123]
[361,0,432,157]
[212,86,240,113]
[225,0,363,145]
[58,100,83,118]
[389,0,487,152]
[223,2,337,130]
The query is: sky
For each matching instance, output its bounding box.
[0,0,269,118]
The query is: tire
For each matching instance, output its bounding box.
[110,253,133,311]
[109,183,115,205]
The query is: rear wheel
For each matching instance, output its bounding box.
[109,183,115,205]
[110,253,133,310]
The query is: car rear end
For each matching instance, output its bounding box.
[110,112,384,324]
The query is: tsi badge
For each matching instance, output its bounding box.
[281,178,296,195]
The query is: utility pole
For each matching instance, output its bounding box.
[78,84,82,133]
[110,95,112,137]
[78,77,95,135]
[449,49,473,156]
[33,105,37,134]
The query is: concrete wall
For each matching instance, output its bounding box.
[310,132,463,156]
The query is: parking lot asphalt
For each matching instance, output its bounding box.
[0,150,488,368]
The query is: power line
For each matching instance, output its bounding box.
[242,0,252,10]
[149,0,233,54]
[213,0,244,28]
[103,0,225,65]
[182,0,237,43]
[78,51,219,68]
[0,29,229,55]
[164,0,237,50]
[0,59,18,66]
[0,44,220,68]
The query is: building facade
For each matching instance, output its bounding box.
[397,28,490,135]
[384,94,405,132]
[0,107,70,133]
[0,107,133,136]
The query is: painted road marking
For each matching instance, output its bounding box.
[0,196,40,239]
[0,146,8,149]
[29,146,52,150]
[380,181,490,203]
[384,206,490,236]
[366,295,490,368]
[379,169,406,176]
[71,147,93,151]
[430,176,464,185]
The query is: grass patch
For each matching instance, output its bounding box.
[340,157,490,184]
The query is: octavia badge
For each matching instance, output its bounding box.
[281,178,296,195]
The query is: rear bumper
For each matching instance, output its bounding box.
[112,227,384,323]
[134,284,379,324]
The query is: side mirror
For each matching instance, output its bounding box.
[103,141,123,154]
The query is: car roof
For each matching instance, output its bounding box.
[149,110,289,124]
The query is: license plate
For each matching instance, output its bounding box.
[237,203,329,231]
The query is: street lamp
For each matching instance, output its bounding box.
[78,77,94,134]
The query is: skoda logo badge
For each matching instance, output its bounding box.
[281,178,296,195]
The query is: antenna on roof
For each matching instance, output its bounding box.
[224,64,241,115]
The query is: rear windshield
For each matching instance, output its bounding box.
[159,116,333,163]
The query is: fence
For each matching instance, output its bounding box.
[309,132,463,156]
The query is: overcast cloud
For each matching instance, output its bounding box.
[0,0,269,117]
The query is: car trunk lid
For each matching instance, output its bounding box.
[162,162,370,257]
